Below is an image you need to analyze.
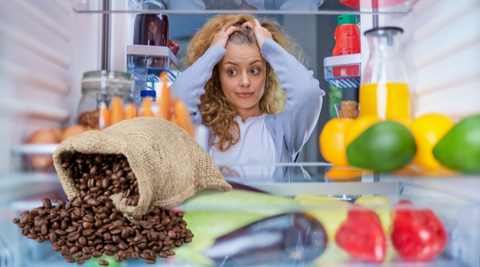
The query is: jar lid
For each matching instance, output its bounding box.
[364,27,404,36]
[82,70,134,91]
[141,90,156,97]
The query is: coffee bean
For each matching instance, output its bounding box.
[61,220,67,230]
[65,226,77,233]
[78,236,87,246]
[111,228,122,235]
[92,251,102,258]
[95,220,103,228]
[67,232,80,241]
[95,155,103,163]
[26,233,37,239]
[86,198,101,206]
[109,220,123,230]
[104,244,118,252]
[40,224,48,235]
[167,230,176,239]
[99,260,109,266]
[65,257,76,263]
[83,222,92,230]
[76,258,85,265]
[159,252,167,258]
[105,251,116,256]
[69,246,79,254]
[83,214,94,223]
[112,188,121,194]
[81,247,89,254]
[75,251,84,258]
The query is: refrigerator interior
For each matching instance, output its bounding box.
[1,0,480,266]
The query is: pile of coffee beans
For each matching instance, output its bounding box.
[13,153,194,265]
[61,152,139,206]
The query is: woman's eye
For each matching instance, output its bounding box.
[251,68,260,75]
[227,69,237,76]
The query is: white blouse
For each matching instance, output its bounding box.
[208,114,276,180]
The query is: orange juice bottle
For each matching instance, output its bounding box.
[361,27,411,120]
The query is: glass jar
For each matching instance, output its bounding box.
[360,27,411,120]
[78,70,136,130]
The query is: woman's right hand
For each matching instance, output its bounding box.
[210,25,242,48]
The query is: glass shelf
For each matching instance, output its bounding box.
[0,170,479,267]
[72,0,415,15]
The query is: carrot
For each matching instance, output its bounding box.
[110,97,124,125]
[158,72,171,120]
[140,98,154,117]
[99,102,111,129]
[174,98,195,138]
[124,103,137,120]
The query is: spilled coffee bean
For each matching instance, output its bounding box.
[13,153,194,265]
[62,153,140,206]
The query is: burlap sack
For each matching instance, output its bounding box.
[53,117,232,220]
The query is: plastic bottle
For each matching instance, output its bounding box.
[332,14,361,77]
[139,90,160,117]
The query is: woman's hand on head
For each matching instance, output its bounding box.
[210,25,242,48]
[242,19,272,50]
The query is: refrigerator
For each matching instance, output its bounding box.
[1,0,480,266]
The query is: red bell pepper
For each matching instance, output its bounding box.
[392,200,448,261]
[335,205,386,263]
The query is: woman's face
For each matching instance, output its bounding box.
[218,44,267,116]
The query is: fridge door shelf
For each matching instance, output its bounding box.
[127,45,180,83]
[324,54,361,89]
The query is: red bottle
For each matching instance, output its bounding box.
[332,14,361,77]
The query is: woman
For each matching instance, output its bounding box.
[172,14,324,170]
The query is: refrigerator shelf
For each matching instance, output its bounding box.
[1,170,480,267]
[11,144,58,155]
[72,0,414,15]
[324,54,362,89]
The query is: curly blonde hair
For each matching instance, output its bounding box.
[184,14,305,152]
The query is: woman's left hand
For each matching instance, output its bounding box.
[242,19,272,50]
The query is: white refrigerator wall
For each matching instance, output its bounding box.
[0,0,101,172]
[362,0,480,120]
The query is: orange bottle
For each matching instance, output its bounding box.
[139,90,159,117]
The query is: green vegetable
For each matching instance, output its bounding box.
[433,114,480,173]
[346,121,416,172]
